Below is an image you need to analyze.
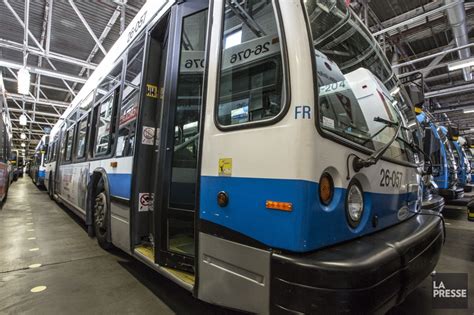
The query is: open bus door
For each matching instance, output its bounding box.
[132,0,208,279]
[154,0,208,274]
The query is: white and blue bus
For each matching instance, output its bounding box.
[44,0,444,313]
[30,135,48,188]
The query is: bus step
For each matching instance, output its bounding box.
[134,245,195,289]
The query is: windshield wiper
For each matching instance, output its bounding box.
[361,117,401,145]
[353,117,402,172]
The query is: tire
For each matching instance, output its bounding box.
[93,190,112,250]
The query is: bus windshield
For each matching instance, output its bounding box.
[304,0,415,163]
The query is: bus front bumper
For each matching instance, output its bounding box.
[271,213,444,314]
[438,186,464,200]
[421,194,445,213]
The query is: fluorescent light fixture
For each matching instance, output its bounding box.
[463,108,474,114]
[20,132,26,139]
[17,68,30,95]
[448,57,474,71]
[21,142,26,147]
[19,114,27,126]
[390,87,400,96]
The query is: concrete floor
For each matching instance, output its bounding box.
[0,178,473,314]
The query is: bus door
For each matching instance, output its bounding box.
[154,0,208,273]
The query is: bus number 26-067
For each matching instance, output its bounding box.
[379,169,403,188]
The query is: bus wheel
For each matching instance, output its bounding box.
[93,191,112,250]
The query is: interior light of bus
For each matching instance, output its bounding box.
[266,200,293,211]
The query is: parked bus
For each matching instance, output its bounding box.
[463,142,474,183]
[417,112,463,200]
[10,149,25,180]
[451,139,471,186]
[44,0,444,313]
[30,135,48,188]
[0,74,12,203]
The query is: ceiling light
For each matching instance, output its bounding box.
[21,142,26,148]
[20,132,26,140]
[463,108,474,114]
[19,114,27,126]
[448,58,474,71]
[17,68,30,95]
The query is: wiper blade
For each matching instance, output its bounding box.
[373,116,399,128]
[352,117,402,172]
[362,117,398,145]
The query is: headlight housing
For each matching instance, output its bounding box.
[346,181,364,228]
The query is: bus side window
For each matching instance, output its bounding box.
[94,94,116,157]
[216,0,286,127]
[65,128,74,162]
[76,116,89,159]
[117,36,144,157]
[59,128,67,162]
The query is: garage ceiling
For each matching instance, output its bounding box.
[0,0,145,154]
[0,0,473,154]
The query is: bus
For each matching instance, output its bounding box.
[463,141,474,183]
[0,74,12,203]
[44,0,444,313]
[417,113,464,200]
[449,134,472,187]
[10,149,25,180]
[30,135,48,188]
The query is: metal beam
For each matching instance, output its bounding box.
[6,92,69,108]
[2,77,78,94]
[9,108,60,118]
[45,0,53,54]
[68,0,107,55]
[11,119,52,126]
[0,38,97,70]
[0,59,87,84]
[66,5,120,101]
[12,128,45,135]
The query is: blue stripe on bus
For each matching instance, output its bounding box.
[107,173,132,199]
[200,176,417,253]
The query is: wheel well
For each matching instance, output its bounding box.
[87,170,111,239]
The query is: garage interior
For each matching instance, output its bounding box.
[0,0,473,314]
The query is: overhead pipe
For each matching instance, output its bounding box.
[445,0,472,81]
[373,1,459,36]
[425,83,474,98]
[392,42,474,68]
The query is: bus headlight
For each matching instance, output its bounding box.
[346,182,364,228]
